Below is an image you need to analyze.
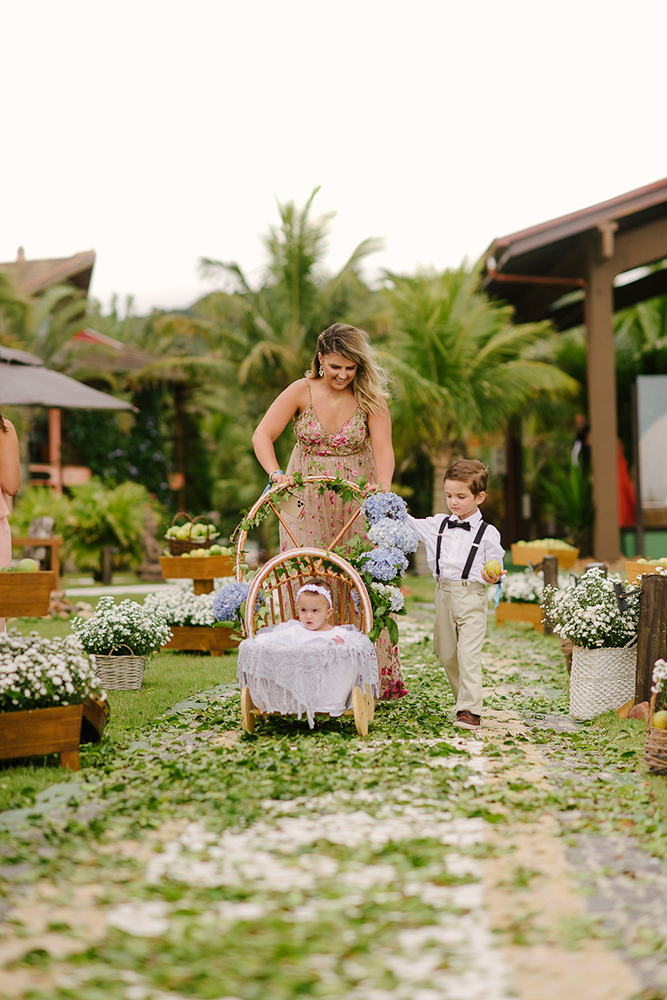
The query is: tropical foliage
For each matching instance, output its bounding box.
[10,480,156,580]
[10,193,662,542]
[380,266,578,510]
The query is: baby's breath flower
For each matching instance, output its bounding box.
[0,629,103,713]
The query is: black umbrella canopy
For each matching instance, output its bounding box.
[0,345,134,410]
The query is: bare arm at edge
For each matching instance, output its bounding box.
[367,402,395,492]
[0,420,21,496]
[251,380,308,483]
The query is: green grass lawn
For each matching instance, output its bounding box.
[1,614,239,812]
[402,574,435,605]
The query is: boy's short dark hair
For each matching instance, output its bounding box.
[444,459,488,496]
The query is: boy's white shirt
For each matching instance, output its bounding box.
[406,510,504,583]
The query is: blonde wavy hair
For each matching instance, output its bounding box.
[306,324,390,414]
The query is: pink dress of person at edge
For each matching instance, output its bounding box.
[278,379,407,699]
[0,416,21,632]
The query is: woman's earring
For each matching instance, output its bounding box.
[319,366,324,377]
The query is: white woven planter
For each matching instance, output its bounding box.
[569,646,636,720]
[92,653,146,691]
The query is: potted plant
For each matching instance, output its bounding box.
[0,629,105,770]
[143,584,238,654]
[71,596,172,690]
[542,568,639,719]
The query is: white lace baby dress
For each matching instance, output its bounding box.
[237,619,379,728]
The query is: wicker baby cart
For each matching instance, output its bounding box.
[235,477,377,736]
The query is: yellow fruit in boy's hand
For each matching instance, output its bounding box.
[484,560,502,577]
[653,711,667,729]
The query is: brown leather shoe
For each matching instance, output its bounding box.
[453,711,481,730]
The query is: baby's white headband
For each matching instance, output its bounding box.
[296,584,332,607]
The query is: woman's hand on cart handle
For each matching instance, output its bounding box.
[270,471,295,486]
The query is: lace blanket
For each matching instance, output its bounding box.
[237,621,379,728]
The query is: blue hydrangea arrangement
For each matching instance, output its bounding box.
[360,492,408,525]
[367,518,418,554]
[360,546,409,582]
[212,582,263,624]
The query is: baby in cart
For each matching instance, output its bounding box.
[237,576,379,727]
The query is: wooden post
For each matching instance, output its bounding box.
[635,575,667,704]
[48,408,63,493]
[542,555,558,635]
[101,546,113,586]
[585,261,620,563]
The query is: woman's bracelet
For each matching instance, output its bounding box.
[269,469,284,484]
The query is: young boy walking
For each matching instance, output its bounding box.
[407,460,505,730]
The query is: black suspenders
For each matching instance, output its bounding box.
[435,517,488,580]
[462,522,488,580]
[435,516,450,578]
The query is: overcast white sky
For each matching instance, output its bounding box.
[3,0,666,314]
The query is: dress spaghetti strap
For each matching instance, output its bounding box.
[305,377,313,403]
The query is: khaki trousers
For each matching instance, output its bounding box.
[434,578,487,715]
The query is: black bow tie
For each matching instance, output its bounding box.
[447,519,471,531]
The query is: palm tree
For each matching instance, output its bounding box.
[199,186,384,397]
[381,266,578,513]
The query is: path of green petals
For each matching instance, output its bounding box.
[1,617,666,1000]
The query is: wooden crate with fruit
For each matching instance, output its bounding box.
[511,539,579,569]
[159,547,234,594]
[164,512,221,555]
[0,566,55,617]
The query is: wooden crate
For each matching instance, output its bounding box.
[0,571,55,617]
[626,561,667,584]
[495,602,544,632]
[511,544,579,569]
[163,626,239,654]
[81,697,110,744]
[159,555,233,595]
[0,704,83,770]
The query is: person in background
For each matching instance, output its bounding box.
[571,413,591,471]
[617,438,636,528]
[0,411,21,631]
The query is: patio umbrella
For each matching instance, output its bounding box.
[0,345,134,410]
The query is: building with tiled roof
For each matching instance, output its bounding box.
[0,247,95,296]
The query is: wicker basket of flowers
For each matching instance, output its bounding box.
[644,658,667,773]
[71,596,172,691]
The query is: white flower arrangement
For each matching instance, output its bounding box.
[370,582,405,613]
[0,629,104,712]
[143,583,217,627]
[71,595,172,656]
[652,658,667,695]
[501,569,570,605]
[542,568,639,650]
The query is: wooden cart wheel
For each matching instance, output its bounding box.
[365,684,375,723]
[241,687,255,733]
[352,685,368,737]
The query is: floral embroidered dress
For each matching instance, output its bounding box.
[279,379,407,699]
